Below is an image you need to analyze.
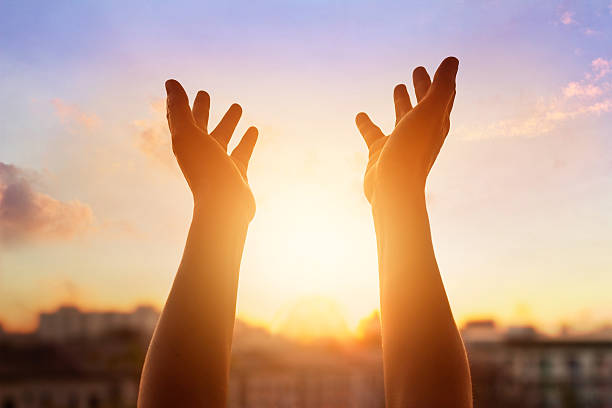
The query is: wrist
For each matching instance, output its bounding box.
[371,189,430,249]
[192,205,252,237]
[371,188,427,218]
[193,193,255,227]
[371,191,434,273]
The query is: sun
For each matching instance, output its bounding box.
[252,183,365,282]
[272,295,351,341]
[239,177,380,335]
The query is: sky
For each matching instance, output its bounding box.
[1,0,611,337]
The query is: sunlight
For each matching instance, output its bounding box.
[254,183,364,289]
[239,181,380,336]
[272,295,351,341]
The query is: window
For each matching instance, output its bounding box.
[1,397,15,408]
[88,394,101,408]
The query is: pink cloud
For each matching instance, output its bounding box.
[135,123,174,168]
[134,100,175,169]
[563,82,602,97]
[51,99,99,130]
[592,58,611,80]
[0,163,94,245]
[560,11,575,25]
[463,57,612,139]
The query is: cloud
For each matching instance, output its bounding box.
[0,163,94,245]
[51,99,99,130]
[592,58,611,80]
[560,10,575,25]
[134,100,175,169]
[563,81,602,97]
[463,58,612,139]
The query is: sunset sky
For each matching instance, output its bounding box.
[1,0,611,337]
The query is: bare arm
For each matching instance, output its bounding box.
[356,57,472,407]
[138,80,258,407]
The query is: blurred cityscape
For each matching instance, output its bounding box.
[0,306,611,408]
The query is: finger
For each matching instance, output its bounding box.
[446,89,456,115]
[435,90,457,172]
[165,79,195,136]
[355,112,384,148]
[442,90,456,136]
[428,56,459,109]
[412,66,432,103]
[192,90,210,132]
[231,126,258,169]
[211,103,242,148]
[393,84,412,125]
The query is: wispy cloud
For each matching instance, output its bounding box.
[463,58,612,139]
[134,100,175,169]
[0,163,94,245]
[51,99,99,130]
[563,81,602,98]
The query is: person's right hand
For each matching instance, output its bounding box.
[165,80,258,221]
[355,57,458,207]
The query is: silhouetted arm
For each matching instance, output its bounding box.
[138,80,258,408]
[356,57,472,407]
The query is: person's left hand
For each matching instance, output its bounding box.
[355,57,458,207]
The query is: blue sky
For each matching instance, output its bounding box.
[1,0,611,335]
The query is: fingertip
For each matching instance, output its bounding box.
[441,56,459,76]
[444,56,459,66]
[246,126,258,138]
[393,83,408,97]
[230,103,243,115]
[355,112,368,125]
[413,66,428,78]
[165,79,180,93]
[196,90,210,100]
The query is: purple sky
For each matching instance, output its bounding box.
[1,0,611,335]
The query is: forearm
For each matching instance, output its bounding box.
[374,193,472,408]
[138,205,249,408]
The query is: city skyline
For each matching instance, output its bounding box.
[2,303,612,343]
[1,0,612,335]
[2,303,610,408]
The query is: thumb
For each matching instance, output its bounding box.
[231,127,258,171]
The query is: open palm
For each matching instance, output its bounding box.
[165,79,258,220]
[356,57,458,205]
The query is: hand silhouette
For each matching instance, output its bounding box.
[356,57,458,206]
[165,79,258,220]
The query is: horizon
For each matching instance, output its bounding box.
[1,0,612,337]
[2,302,611,341]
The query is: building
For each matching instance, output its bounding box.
[228,342,384,408]
[37,306,159,342]
[228,321,385,408]
[2,309,611,408]
[461,319,503,343]
[0,337,143,408]
[0,306,157,408]
[464,325,612,408]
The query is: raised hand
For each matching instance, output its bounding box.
[354,57,472,408]
[355,57,458,206]
[166,79,258,220]
[139,81,259,408]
